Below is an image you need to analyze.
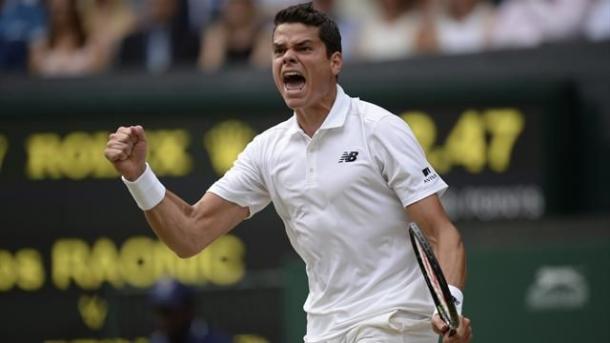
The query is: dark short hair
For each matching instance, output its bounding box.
[273,2,342,58]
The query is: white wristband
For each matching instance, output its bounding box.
[433,285,464,317]
[121,163,166,211]
[448,285,464,315]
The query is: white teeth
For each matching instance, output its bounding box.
[283,71,302,77]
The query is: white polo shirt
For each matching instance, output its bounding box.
[208,85,448,342]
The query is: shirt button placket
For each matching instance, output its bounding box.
[306,139,316,185]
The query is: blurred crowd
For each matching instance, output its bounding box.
[1,0,609,77]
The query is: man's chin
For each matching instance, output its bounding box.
[283,96,306,110]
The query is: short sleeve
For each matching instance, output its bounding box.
[370,115,448,207]
[207,136,271,218]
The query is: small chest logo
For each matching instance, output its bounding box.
[339,151,359,163]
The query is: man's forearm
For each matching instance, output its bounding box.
[144,190,204,258]
[143,191,249,259]
[435,224,467,290]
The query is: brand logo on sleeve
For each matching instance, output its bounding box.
[422,167,438,183]
[338,151,359,163]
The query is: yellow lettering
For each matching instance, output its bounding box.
[52,239,98,290]
[78,295,108,330]
[51,131,119,180]
[0,249,45,291]
[401,112,437,152]
[26,131,114,180]
[173,253,200,285]
[485,109,524,173]
[234,335,269,343]
[90,238,123,288]
[0,250,17,291]
[15,249,45,291]
[444,110,486,173]
[49,234,247,291]
[148,130,192,176]
[200,235,245,285]
[152,241,204,284]
[92,132,120,178]
[204,120,256,175]
[26,133,63,179]
[401,112,450,173]
[120,236,156,288]
[152,243,179,280]
[0,134,8,172]
[61,132,95,180]
[26,130,191,180]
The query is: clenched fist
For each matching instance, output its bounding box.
[104,125,148,181]
[432,314,472,343]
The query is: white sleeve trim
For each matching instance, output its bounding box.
[208,182,268,220]
[400,182,448,208]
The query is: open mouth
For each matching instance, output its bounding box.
[283,71,306,92]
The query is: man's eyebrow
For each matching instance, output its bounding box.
[294,40,313,46]
[272,42,286,48]
[272,39,314,48]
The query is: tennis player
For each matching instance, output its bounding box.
[105,3,472,342]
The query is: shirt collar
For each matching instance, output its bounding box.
[286,84,350,136]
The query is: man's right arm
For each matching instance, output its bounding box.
[104,125,249,258]
[144,190,248,258]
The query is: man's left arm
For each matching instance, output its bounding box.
[368,113,471,341]
[405,194,465,288]
[406,194,472,342]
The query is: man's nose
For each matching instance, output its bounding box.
[283,49,297,64]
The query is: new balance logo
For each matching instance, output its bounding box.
[339,151,358,163]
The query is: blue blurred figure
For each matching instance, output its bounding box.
[149,278,232,343]
[0,0,46,71]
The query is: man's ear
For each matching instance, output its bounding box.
[330,51,343,76]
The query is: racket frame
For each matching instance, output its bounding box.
[409,222,460,332]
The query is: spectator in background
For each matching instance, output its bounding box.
[584,0,610,41]
[313,0,358,60]
[79,0,136,47]
[198,0,269,71]
[258,0,300,17]
[0,0,46,71]
[355,0,427,61]
[490,0,593,49]
[28,0,112,76]
[118,0,199,73]
[431,0,495,54]
[185,0,223,35]
[149,278,232,343]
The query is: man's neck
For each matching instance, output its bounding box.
[295,86,338,137]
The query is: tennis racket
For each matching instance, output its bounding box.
[409,222,460,334]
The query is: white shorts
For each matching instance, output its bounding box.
[325,310,437,343]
